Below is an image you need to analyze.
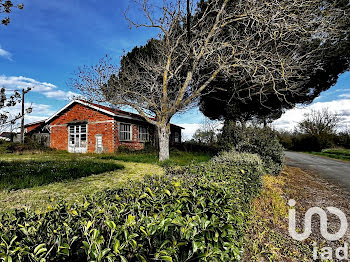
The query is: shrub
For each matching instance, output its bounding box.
[6,137,53,153]
[276,131,294,150]
[0,160,124,190]
[0,151,263,261]
[117,144,134,153]
[219,122,284,175]
[174,141,220,155]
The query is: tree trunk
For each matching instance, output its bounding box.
[263,118,267,127]
[158,124,170,161]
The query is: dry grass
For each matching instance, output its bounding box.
[244,168,313,261]
[244,165,350,261]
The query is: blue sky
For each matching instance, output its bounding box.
[0,0,349,139]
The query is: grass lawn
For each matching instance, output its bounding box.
[306,148,350,161]
[98,150,212,166]
[0,149,210,212]
[0,159,123,190]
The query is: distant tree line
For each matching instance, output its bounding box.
[276,109,350,152]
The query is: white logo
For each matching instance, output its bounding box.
[288,199,348,241]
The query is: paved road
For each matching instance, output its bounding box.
[285,151,350,191]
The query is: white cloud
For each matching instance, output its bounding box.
[0,47,12,61]
[0,102,55,132]
[339,94,350,98]
[0,75,79,100]
[44,90,79,100]
[178,122,223,141]
[273,99,350,131]
[1,102,55,119]
[178,123,202,141]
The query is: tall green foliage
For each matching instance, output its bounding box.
[219,121,284,175]
[0,151,263,261]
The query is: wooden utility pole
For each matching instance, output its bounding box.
[20,89,25,144]
[20,87,31,144]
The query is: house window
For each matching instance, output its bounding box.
[69,124,87,148]
[120,123,131,141]
[174,131,180,143]
[138,126,149,141]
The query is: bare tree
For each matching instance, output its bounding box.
[192,118,221,144]
[0,0,23,26]
[71,0,346,160]
[0,87,32,136]
[298,108,340,136]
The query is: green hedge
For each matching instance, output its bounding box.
[0,151,263,261]
[219,123,285,176]
[0,160,124,190]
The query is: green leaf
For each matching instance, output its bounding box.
[138,255,147,262]
[34,244,46,255]
[160,256,172,262]
[193,241,199,253]
[113,240,120,254]
[86,221,93,230]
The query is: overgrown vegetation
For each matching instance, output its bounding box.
[0,160,123,190]
[219,122,284,175]
[307,148,350,161]
[0,160,163,213]
[98,149,211,167]
[277,108,350,152]
[244,173,312,261]
[0,150,263,261]
[278,130,350,152]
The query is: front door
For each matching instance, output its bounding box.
[68,124,88,153]
[95,135,103,153]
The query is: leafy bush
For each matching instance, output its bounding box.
[276,131,294,150]
[0,160,124,190]
[6,137,53,153]
[335,132,350,149]
[0,151,263,261]
[99,150,211,167]
[278,133,334,152]
[174,141,220,155]
[219,122,284,175]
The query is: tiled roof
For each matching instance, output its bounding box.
[24,120,45,127]
[27,100,184,129]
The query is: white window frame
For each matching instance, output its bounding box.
[138,126,149,142]
[119,123,132,141]
[68,124,88,148]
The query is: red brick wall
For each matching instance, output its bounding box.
[50,103,116,153]
[87,121,115,153]
[115,121,145,151]
[49,103,150,153]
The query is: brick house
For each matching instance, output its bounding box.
[26,100,183,153]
